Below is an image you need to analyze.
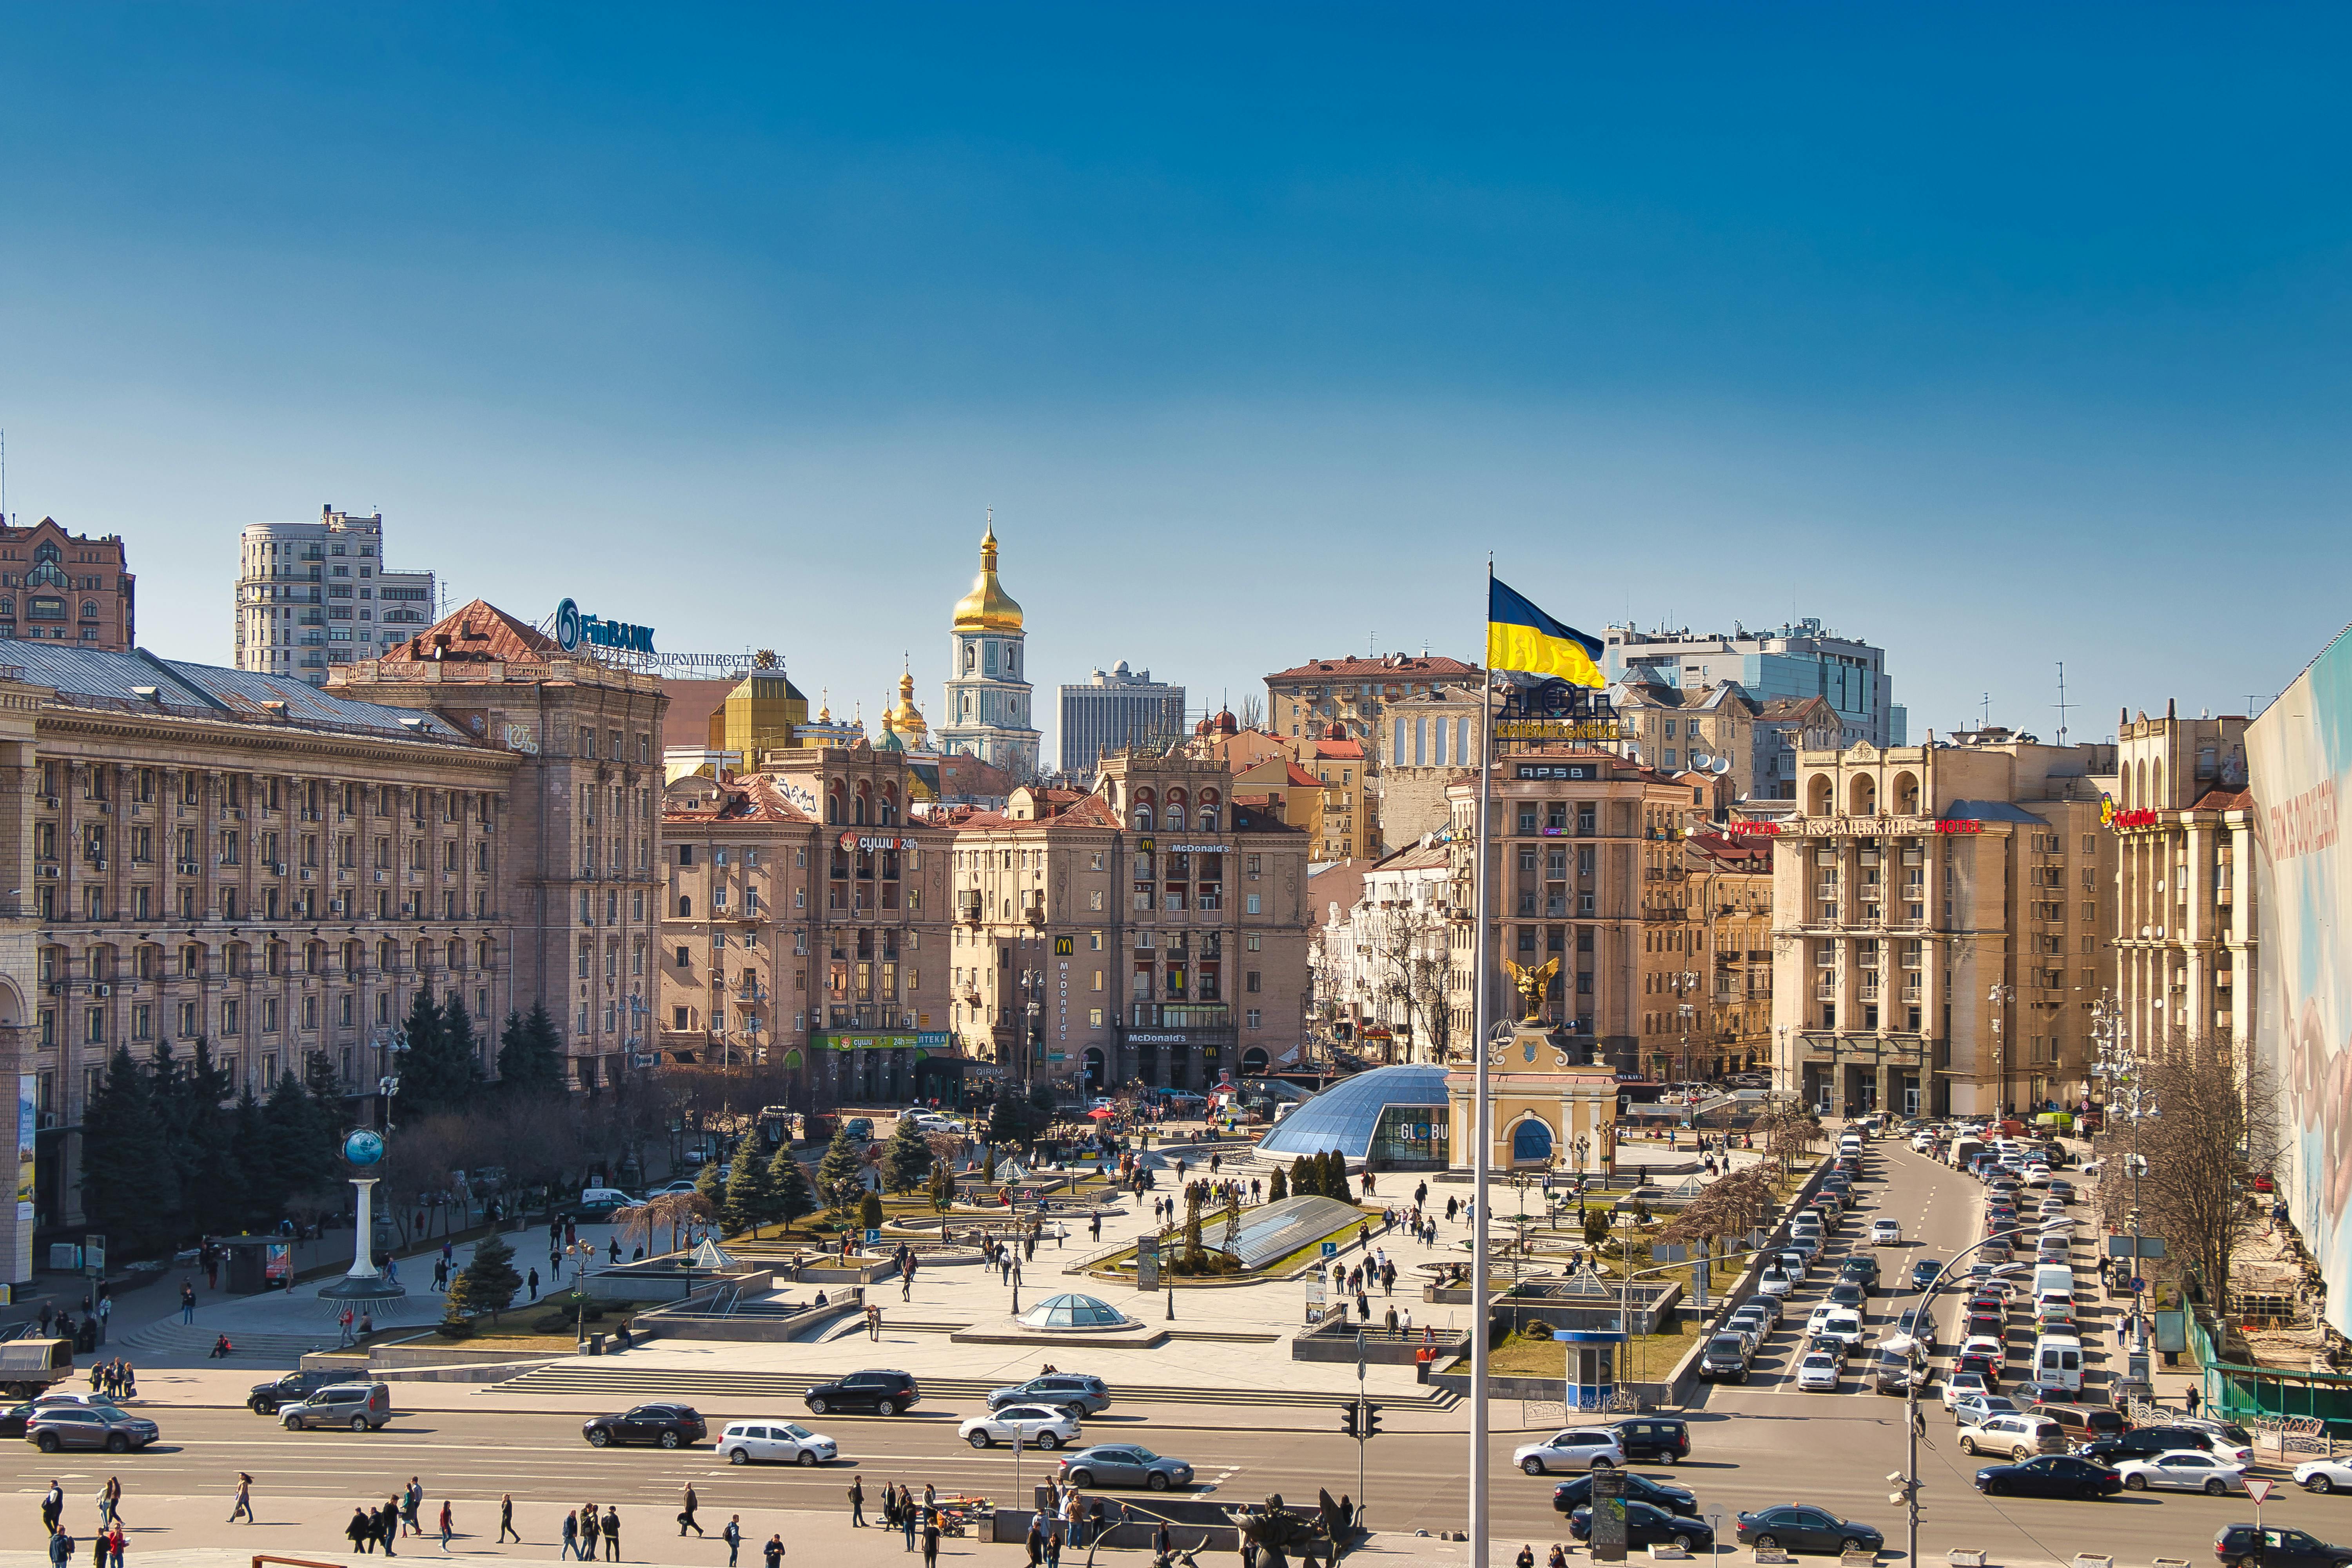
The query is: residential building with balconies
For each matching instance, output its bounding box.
[0,518,135,652]
[236,506,438,687]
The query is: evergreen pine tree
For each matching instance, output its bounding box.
[927,1160,955,1216]
[230,1087,280,1232]
[814,1124,864,1220]
[723,1131,779,1237]
[694,1149,727,1209]
[398,990,481,1118]
[454,1229,523,1320]
[1268,1165,1289,1202]
[300,1049,345,1172]
[1322,1150,1345,1199]
[495,1003,566,1100]
[266,1069,328,1203]
[1289,1154,1315,1198]
[858,1190,885,1234]
[882,1115,934,1194]
[145,1040,198,1243]
[768,1144,818,1230]
[80,1046,166,1256]
[181,1039,242,1237]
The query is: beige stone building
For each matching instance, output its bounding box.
[1266,652,1480,858]
[0,674,38,1281]
[657,744,955,1106]
[1754,696,1843,802]
[1373,688,1485,849]
[1614,682,1758,800]
[947,750,1314,1095]
[1443,749,1734,1076]
[1767,730,2117,1120]
[2109,701,2255,1050]
[1685,829,1776,1080]
[334,600,668,1089]
[1229,753,1327,845]
[15,641,520,1232]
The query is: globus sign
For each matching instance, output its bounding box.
[554,597,657,655]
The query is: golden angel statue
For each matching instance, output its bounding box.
[1501,957,1559,1025]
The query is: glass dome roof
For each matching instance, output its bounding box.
[1018,1294,1131,1330]
[1253,1065,1450,1161]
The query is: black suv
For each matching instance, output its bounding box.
[804,1369,921,1416]
[2218,1526,2352,1568]
[581,1404,707,1449]
[248,1369,342,1416]
[1696,1334,1751,1384]
[1609,1418,1692,1464]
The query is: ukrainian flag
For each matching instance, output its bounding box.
[1487,577,1605,688]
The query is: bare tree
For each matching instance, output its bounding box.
[1366,902,1455,1063]
[1239,694,1265,731]
[616,1191,716,1259]
[2093,1031,2280,1319]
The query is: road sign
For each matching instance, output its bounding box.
[2248,1478,2276,1505]
[1322,1241,1339,1258]
[2128,1276,2146,1293]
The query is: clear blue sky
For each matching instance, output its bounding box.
[4,4,2346,761]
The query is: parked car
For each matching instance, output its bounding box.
[25,1404,159,1453]
[1056,1444,1193,1491]
[1973,1454,2123,1499]
[581,1404,708,1448]
[248,1369,345,1416]
[1608,1417,1692,1464]
[1514,1428,1628,1475]
[715,1419,836,1466]
[2216,1526,2352,1568]
[1735,1506,1885,1557]
[646,1180,701,1198]
[280,1382,394,1432]
[1958,1413,2065,1461]
[2295,1458,2352,1494]
[1568,1502,1713,1552]
[962,1403,1082,1450]
[1552,1472,1696,1513]
[804,1370,920,1416]
[1951,1394,2021,1427]
[2115,1450,2247,1495]
[987,1374,1111,1417]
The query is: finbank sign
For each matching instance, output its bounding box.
[555,598,657,656]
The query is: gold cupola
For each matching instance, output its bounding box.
[891,660,929,743]
[951,518,1024,632]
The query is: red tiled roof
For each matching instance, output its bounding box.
[1310,738,1365,760]
[2191,788,2254,813]
[1265,654,1480,683]
[396,599,557,663]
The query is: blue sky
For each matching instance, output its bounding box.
[4,4,2347,763]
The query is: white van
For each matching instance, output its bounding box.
[2032,1263,2075,1301]
[2031,1333,2084,1394]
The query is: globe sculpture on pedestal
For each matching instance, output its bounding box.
[321,1125,404,1310]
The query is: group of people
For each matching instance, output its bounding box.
[1018,1479,1119,1568]
[35,1289,107,1351]
[848,1477,951,1566]
[342,1477,450,1555]
[84,1357,137,1399]
[40,1477,128,1568]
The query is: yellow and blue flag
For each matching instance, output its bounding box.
[1487,577,1605,688]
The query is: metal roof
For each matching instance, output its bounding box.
[1253,1065,1451,1163]
[2,642,467,742]
[1218,1196,1369,1270]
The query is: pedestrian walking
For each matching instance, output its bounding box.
[377,1498,400,1557]
[46,1526,72,1568]
[681,1483,705,1536]
[2187,1385,2202,1417]
[96,1477,120,1529]
[601,1506,620,1561]
[849,1474,867,1526]
[764,1534,786,1568]
[724,1515,743,1568]
[228,1472,254,1523]
[1516,1547,1536,1568]
[105,1522,123,1568]
[403,1477,425,1536]
[903,1488,919,1552]
[561,1511,580,1560]
[499,1494,519,1544]
[439,1500,453,1550]
[179,1283,196,1325]
[923,1512,941,1568]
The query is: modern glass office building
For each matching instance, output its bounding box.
[1252,1065,1451,1171]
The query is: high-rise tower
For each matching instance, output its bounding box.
[938,518,1041,778]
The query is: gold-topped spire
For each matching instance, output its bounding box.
[951,510,1024,632]
[891,655,929,742]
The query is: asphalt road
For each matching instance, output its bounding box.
[4,1140,2345,1566]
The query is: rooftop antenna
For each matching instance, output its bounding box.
[2053,661,2072,747]
[1981,691,1992,730]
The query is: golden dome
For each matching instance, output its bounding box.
[951,519,1024,632]
[891,662,928,740]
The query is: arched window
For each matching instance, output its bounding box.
[963,643,976,673]
[677,895,692,917]
[1849,774,1877,815]
[1133,805,1153,832]
[879,786,897,825]
[1165,806,1185,831]
[826,785,844,825]
[1807,774,1835,816]
[1198,791,1220,832]
[80,601,97,620]
[446,940,464,970]
[853,784,870,826]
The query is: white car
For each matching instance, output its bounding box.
[1512,1428,1627,1475]
[1869,1219,1901,1246]
[2023,1167,2053,1187]
[1958,1334,2006,1366]
[1757,1267,1794,1298]
[2115,1449,2247,1495]
[1949,1393,2020,1427]
[1940,1371,1990,1410]
[716,1420,837,1466]
[1795,1353,1841,1392]
[960,1403,1082,1450]
[1775,1251,1810,1283]
[2294,1457,2352,1493]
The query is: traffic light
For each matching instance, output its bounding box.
[1339,1402,1361,1438]
[1361,1401,1383,1438]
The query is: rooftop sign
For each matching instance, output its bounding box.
[555,597,656,656]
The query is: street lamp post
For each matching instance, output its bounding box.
[1988,983,2015,1118]
[2092,993,2157,1389]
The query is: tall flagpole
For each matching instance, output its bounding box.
[1469,557,1496,1568]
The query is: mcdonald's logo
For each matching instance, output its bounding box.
[1054,936,1074,955]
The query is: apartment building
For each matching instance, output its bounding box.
[1443,749,1739,1076]
[1314,841,1455,1063]
[15,643,518,1230]
[0,518,135,651]
[333,601,667,1089]
[1605,618,1902,751]
[1684,830,1775,1080]
[1374,688,1483,850]
[236,506,438,686]
[1614,682,1757,800]
[657,745,955,1106]
[2109,700,2254,1049]
[1059,662,1184,779]
[1766,730,2117,1120]
[947,750,1313,1096]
